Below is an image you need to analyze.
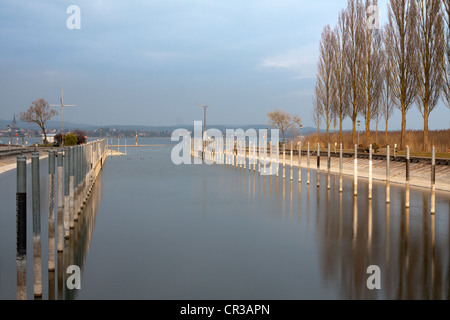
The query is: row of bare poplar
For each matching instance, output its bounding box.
[313,0,450,150]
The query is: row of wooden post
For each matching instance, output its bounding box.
[15,139,107,299]
[192,139,437,215]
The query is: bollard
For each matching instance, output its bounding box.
[48,150,56,272]
[64,147,70,239]
[283,144,286,179]
[307,142,310,185]
[298,142,301,183]
[369,144,372,199]
[16,155,27,300]
[354,144,358,196]
[290,142,293,181]
[406,146,410,208]
[32,152,42,297]
[339,143,343,193]
[431,146,436,215]
[327,143,330,190]
[386,145,390,203]
[70,146,75,226]
[57,149,64,252]
[317,144,320,188]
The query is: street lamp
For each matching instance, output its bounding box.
[300,124,303,142]
[357,120,361,147]
[7,125,11,150]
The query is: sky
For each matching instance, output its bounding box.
[0,0,448,131]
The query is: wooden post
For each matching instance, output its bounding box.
[283,143,286,179]
[64,147,70,239]
[369,144,372,199]
[290,142,293,181]
[317,143,320,188]
[406,146,410,208]
[298,142,301,183]
[354,144,357,196]
[339,143,343,193]
[386,145,390,203]
[327,143,330,190]
[69,146,75,228]
[307,142,310,185]
[431,146,436,215]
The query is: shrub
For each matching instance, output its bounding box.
[64,132,77,146]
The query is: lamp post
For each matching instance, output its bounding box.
[7,125,11,150]
[300,124,303,142]
[357,120,361,147]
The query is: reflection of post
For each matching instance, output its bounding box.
[48,150,56,271]
[386,145,390,203]
[431,146,435,215]
[16,155,27,300]
[32,153,42,297]
[406,146,410,208]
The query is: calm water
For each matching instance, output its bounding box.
[0,138,449,300]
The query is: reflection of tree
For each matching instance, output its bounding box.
[316,184,449,299]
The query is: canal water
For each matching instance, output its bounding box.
[0,138,449,300]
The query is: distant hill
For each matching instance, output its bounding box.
[0,118,317,135]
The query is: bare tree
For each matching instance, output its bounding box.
[415,0,445,151]
[381,43,395,146]
[345,0,365,146]
[359,0,385,145]
[20,98,58,144]
[442,0,450,108]
[384,0,418,150]
[315,25,336,144]
[332,9,350,147]
[267,109,301,144]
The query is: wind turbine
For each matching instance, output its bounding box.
[50,85,76,147]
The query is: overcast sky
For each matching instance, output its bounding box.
[0,0,448,130]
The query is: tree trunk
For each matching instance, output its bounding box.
[385,117,388,147]
[339,112,343,148]
[423,110,429,152]
[375,115,379,145]
[365,118,371,146]
[401,107,406,150]
[40,125,47,144]
[352,118,356,146]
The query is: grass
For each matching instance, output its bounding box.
[301,129,449,153]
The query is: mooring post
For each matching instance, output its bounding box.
[354,144,358,196]
[16,155,27,300]
[339,143,343,193]
[317,143,320,187]
[64,146,70,239]
[243,139,246,169]
[298,142,301,183]
[307,142,310,185]
[431,146,436,215]
[48,150,56,272]
[289,142,293,181]
[369,144,373,199]
[57,148,64,252]
[327,143,331,190]
[32,152,42,297]
[406,146,410,208]
[70,146,75,227]
[282,143,286,179]
[386,145,390,203]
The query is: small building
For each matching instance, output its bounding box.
[43,134,56,143]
